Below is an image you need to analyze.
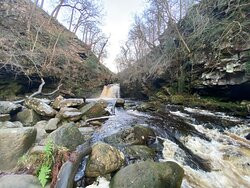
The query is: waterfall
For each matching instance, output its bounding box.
[100,84,120,98]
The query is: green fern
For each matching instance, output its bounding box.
[38,165,51,187]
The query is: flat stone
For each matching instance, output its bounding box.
[57,107,83,121]
[0,101,22,114]
[0,121,23,129]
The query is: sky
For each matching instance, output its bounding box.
[43,0,146,73]
[100,0,146,72]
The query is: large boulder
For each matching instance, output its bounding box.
[115,98,125,107]
[0,101,22,114]
[48,122,84,150]
[0,127,37,170]
[17,109,41,126]
[85,142,125,177]
[53,96,84,109]
[81,100,109,119]
[0,175,46,188]
[124,145,156,162]
[104,125,155,146]
[110,161,184,188]
[57,107,83,121]
[78,127,95,140]
[25,98,57,117]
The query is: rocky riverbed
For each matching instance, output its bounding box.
[0,94,250,188]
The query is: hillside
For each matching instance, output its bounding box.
[0,0,113,100]
[118,0,250,101]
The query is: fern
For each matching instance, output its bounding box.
[37,140,54,187]
[38,165,51,187]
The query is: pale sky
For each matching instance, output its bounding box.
[43,0,146,73]
[101,0,146,72]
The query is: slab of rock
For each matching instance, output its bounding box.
[17,109,40,126]
[104,125,155,146]
[0,114,10,121]
[81,101,109,119]
[0,127,37,170]
[0,121,23,129]
[0,101,22,114]
[115,98,125,107]
[53,96,84,109]
[45,118,60,133]
[0,175,47,188]
[110,161,184,188]
[57,107,83,121]
[48,122,84,150]
[25,98,57,117]
[86,142,125,177]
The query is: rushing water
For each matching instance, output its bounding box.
[82,85,250,187]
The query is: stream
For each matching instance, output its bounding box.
[79,97,250,188]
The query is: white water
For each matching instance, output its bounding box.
[163,108,250,188]
[100,84,120,98]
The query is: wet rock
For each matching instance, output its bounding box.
[137,102,157,112]
[17,109,40,126]
[89,120,102,126]
[0,101,22,114]
[0,175,44,188]
[79,127,95,140]
[115,98,125,107]
[110,161,184,188]
[48,122,84,150]
[104,125,155,146]
[81,101,109,119]
[25,98,57,117]
[45,118,60,133]
[57,107,83,121]
[124,145,156,162]
[53,96,84,109]
[34,120,48,143]
[0,127,37,170]
[0,121,23,129]
[86,142,125,177]
[0,114,10,121]
[245,133,250,140]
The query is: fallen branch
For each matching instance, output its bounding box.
[55,140,92,188]
[29,78,45,98]
[43,83,63,96]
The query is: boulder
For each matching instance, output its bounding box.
[25,98,57,117]
[0,127,37,170]
[124,145,156,162]
[53,96,84,109]
[104,125,155,146]
[86,142,125,177]
[45,118,60,133]
[81,101,109,119]
[115,98,125,107]
[34,120,48,143]
[17,109,40,126]
[78,127,95,140]
[0,114,10,121]
[57,107,83,121]
[110,161,184,188]
[0,101,22,114]
[0,175,47,188]
[0,121,23,129]
[48,122,84,150]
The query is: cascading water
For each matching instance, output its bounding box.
[100,84,120,98]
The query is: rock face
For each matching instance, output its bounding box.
[17,109,40,126]
[48,123,84,150]
[104,125,155,146]
[25,98,57,117]
[0,101,22,114]
[57,107,83,121]
[53,96,84,109]
[0,175,44,188]
[86,142,125,177]
[0,127,37,170]
[115,98,125,107]
[110,161,184,188]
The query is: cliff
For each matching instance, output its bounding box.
[0,0,113,100]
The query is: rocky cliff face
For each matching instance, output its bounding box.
[119,0,250,101]
[0,0,112,100]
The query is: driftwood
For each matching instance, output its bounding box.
[55,140,92,188]
[14,77,62,104]
[85,116,112,123]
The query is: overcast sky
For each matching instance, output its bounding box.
[43,0,146,73]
